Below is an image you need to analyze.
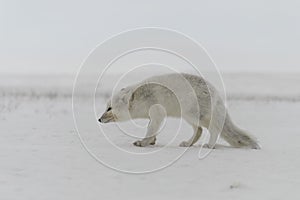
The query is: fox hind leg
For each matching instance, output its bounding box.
[180,126,203,147]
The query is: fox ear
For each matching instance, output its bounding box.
[121,94,128,104]
[129,85,146,104]
[128,90,136,109]
[121,90,132,104]
[130,91,135,102]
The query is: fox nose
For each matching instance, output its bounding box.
[98,118,102,123]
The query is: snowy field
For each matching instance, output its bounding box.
[1,72,300,199]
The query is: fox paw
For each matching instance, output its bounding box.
[133,140,144,147]
[133,140,152,147]
[179,141,192,147]
[202,143,215,149]
[149,140,156,145]
[133,137,156,147]
[149,137,156,145]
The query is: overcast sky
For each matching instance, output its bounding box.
[0,0,299,74]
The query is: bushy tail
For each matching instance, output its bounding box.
[221,114,261,149]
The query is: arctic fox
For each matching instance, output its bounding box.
[99,73,260,149]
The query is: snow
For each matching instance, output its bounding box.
[1,72,300,199]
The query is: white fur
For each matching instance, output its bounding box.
[99,73,260,149]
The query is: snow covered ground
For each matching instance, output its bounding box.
[1,72,300,199]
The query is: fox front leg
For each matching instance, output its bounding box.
[133,105,165,147]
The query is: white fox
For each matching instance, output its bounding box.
[99,73,260,149]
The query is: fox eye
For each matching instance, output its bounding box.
[106,107,112,112]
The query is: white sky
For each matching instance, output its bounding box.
[0,0,299,74]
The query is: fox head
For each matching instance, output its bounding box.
[98,87,133,123]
